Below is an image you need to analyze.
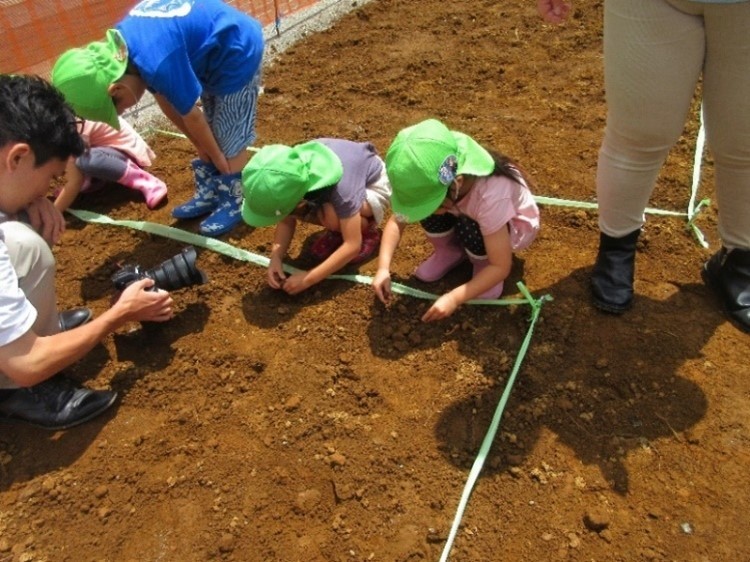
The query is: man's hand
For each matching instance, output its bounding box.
[115,279,174,323]
[537,0,572,24]
[24,197,65,245]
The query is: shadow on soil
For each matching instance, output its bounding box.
[434,267,715,495]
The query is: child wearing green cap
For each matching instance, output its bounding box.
[53,116,166,213]
[51,0,264,237]
[373,119,540,322]
[241,138,392,295]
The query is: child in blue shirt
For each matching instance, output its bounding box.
[52,0,264,236]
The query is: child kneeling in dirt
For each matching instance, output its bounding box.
[54,117,166,213]
[373,118,540,322]
[241,139,392,295]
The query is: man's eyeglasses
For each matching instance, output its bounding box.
[70,117,86,135]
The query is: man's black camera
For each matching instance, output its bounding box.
[111,246,207,292]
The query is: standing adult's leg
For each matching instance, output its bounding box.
[592,0,706,312]
[701,2,750,251]
[598,0,705,235]
[700,1,750,332]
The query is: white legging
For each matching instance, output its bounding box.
[597,0,750,249]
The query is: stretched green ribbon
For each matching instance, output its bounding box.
[439,285,551,562]
[66,209,535,306]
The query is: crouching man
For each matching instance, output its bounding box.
[0,74,174,430]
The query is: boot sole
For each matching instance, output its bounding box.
[199,216,243,237]
[591,293,631,315]
[592,300,631,315]
[172,208,217,220]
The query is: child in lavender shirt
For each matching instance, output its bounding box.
[241,138,392,295]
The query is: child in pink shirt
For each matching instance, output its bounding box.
[373,119,540,322]
[54,117,166,212]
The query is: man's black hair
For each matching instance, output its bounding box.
[0,74,84,166]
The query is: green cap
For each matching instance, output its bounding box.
[241,141,344,227]
[51,29,128,129]
[385,119,495,223]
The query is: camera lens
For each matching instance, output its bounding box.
[145,246,207,291]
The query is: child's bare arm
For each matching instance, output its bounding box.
[375,215,404,274]
[268,217,296,288]
[282,216,360,295]
[311,215,361,278]
[53,158,84,213]
[422,227,512,322]
[271,217,296,262]
[154,94,190,137]
[453,228,511,301]
[153,95,225,170]
[372,215,406,304]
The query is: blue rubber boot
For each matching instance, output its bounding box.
[172,159,219,219]
[199,172,243,236]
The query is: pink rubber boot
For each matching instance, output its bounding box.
[118,160,168,209]
[467,251,504,300]
[415,230,467,282]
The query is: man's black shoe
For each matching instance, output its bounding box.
[58,308,92,332]
[702,247,750,333]
[0,375,117,430]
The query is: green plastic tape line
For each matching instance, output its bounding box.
[67,209,269,265]
[535,195,708,245]
[439,284,551,562]
[534,195,690,218]
[687,103,710,249]
[66,209,538,307]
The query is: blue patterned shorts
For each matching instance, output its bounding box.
[201,72,262,159]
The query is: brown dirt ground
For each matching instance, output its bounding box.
[2,0,750,561]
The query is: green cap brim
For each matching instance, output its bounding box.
[391,184,446,223]
[51,29,127,128]
[241,198,283,228]
[452,132,495,177]
[240,142,343,227]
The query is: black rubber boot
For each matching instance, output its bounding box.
[701,247,750,333]
[590,229,641,314]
